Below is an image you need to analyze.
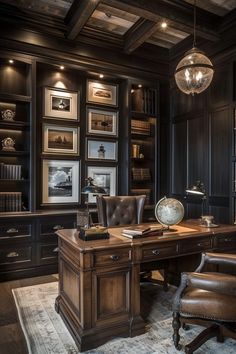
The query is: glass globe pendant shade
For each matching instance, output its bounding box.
[175,47,214,95]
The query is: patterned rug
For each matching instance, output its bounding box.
[12,282,236,354]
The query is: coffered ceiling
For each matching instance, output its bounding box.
[1,0,236,54]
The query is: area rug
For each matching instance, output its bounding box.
[12,282,236,354]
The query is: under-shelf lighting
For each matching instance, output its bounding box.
[99,74,104,79]
[138,84,142,88]
[161,21,167,29]
[8,59,14,64]
[60,65,65,70]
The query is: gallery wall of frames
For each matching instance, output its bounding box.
[0,53,159,281]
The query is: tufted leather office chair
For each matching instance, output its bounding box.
[172,252,236,353]
[96,195,146,227]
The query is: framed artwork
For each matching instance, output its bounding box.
[43,87,79,120]
[87,80,118,106]
[87,107,118,136]
[87,166,116,203]
[42,123,79,155]
[42,160,79,204]
[86,138,117,161]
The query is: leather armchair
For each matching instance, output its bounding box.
[172,252,236,353]
[96,195,146,227]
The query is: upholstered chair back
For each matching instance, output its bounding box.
[96,195,146,227]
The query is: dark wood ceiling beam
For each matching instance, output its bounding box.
[124,19,158,54]
[103,0,220,42]
[65,0,101,40]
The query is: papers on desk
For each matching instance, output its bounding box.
[122,224,163,238]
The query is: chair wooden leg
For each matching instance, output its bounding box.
[172,311,181,350]
[185,324,220,354]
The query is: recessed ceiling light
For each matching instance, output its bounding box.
[161,21,167,29]
[60,65,65,70]
[131,89,134,93]
[9,59,14,64]
[138,84,142,88]
[99,74,104,79]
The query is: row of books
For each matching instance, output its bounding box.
[0,192,22,212]
[131,119,150,135]
[0,163,22,180]
[132,168,151,181]
[122,225,163,239]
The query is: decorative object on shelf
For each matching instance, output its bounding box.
[42,160,79,204]
[0,102,16,121]
[131,144,140,158]
[87,107,118,136]
[155,196,184,231]
[131,119,150,135]
[86,138,117,161]
[43,87,79,120]
[80,177,106,229]
[1,137,16,151]
[87,166,116,203]
[42,123,79,155]
[87,79,118,106]
[174,0,214,95]
[186,180,217,227]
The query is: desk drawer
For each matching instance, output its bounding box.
[215,234,236,251]
[0,246,32,266]
[179,237,211,254]
[0,223,32,241]
[94,248,131,267]
[142,243,177,261]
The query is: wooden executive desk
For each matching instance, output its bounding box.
[55,222,236,351]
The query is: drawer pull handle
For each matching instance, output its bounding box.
[152,250,160,256]
[6,251,19,258]
[53,247,59,253]
[110,255,119,261]
[6,228,18,234]
[224,238,231,242]
[53,225,64,231]
[197,243,204,247]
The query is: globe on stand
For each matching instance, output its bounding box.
[155,196,185,232]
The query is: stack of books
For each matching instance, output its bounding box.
[79,225,110,241]
[122,225,163,239]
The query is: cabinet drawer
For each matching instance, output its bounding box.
[94,248,131,267]
[38,243,58,265]
[38,217,75,241]
[142,243,177,261]
[0,246,32,266]
[215,234,236,250]
[0,223,32,241]
[179,237,211,254]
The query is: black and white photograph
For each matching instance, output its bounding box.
[87,107,118,136]
[87,166,116,203]
[42,124,79,155]
[42,160,79,204]
[44,87,79,120]
[86,138,117,161]
[87,80,118,106]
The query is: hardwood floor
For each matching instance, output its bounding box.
[0,274,58,354]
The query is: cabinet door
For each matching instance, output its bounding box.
[92,266,131,327]
[37,215,76,242]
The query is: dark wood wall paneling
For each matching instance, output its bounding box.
[170,56,234,224]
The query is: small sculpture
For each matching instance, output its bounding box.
[2,137,16,151]
[1,109,15,121]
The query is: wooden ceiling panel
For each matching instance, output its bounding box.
[0,0,72,17]
[87,4,139,36]
[183,0,236,16]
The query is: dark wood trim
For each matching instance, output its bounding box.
[65,0,100,40]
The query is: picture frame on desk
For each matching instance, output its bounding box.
[42,123,79,155]
[87,80,118,107]
[87,107,118,137]
[43,87,79,120]
[86,138,117,162]
[42,159,80,204]
[87,166,116,203]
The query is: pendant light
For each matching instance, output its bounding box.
[174,0,214,95]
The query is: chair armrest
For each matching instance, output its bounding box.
[196,252,236,272]
[185,272,236,296]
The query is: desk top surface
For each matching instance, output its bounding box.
[56,221,236,253]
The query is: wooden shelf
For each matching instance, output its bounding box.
[0,151,29,156]
[0,121,29,129]
[0,179,29,182]
[0,93,31,102]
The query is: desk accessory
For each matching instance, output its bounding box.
[79,226,109,241]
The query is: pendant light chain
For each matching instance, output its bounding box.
[193,0,196,47]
